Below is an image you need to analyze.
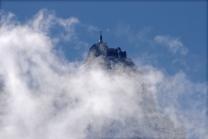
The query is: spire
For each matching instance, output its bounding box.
[99,31,103,43]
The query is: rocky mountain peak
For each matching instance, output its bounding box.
[80,32,186,139]
[84,32,135,68]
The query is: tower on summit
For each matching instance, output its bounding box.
[99,31,103,43]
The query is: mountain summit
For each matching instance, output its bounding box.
[81,32,186,139]
[84,31,136,69]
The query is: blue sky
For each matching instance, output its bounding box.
[2,1,207,82]
[0,1,207,138]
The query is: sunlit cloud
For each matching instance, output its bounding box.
[85,24,99,33]
[154,35,188,55]
[0,9,207,139]
[135,59,207,139]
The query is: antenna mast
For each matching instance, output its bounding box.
[100,31,103,43]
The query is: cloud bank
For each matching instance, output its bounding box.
[135,61,207,139]
[0,10,207,139]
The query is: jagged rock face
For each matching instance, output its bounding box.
[81,41,186,139]
[88,42,126,58]
[84,42,135,69]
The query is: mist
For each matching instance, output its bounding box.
[0,10,207,139]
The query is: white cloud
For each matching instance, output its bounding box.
[0,10,151,139]
[115,25,188,56]
[136,59,208,139]
[85,24,99,32]
[20,9,79,43]
[154,35,188,55]
[29,9,56,33]
[0,10,207,139]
